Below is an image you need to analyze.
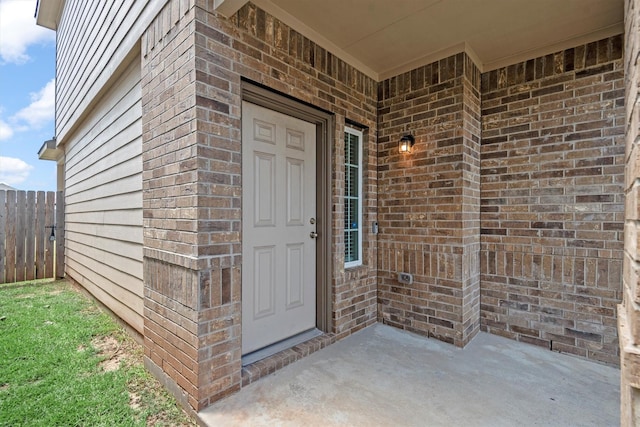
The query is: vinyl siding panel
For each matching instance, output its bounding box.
[55,0,166,143]
[66,262,142,331]
[63,57,143,333]
[66,210,143,227]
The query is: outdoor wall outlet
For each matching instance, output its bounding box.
[398,272,413,285]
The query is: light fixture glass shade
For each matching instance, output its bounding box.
[399,135,415,153]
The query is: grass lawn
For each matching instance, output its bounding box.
[0,279,196,427]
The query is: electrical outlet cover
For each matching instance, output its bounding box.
[398,272,413,285]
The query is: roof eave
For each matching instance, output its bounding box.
[35,0,65,31]
[38,138,62,161]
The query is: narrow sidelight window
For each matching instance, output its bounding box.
[344,127,363,268]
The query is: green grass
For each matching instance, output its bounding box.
[0,280,195,427]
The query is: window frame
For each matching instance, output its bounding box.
[344,126,363,268]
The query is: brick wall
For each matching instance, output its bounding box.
[195,0,380,342]
[377,53,482,346]
[481,35,625,365]
[141,0,205,411]
[620,0,640,423]
[142,0,379,411]
[140,0,627,413]
[461,56,482,341]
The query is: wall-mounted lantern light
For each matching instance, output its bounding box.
[399,134,415,154]
[47,225,56,241]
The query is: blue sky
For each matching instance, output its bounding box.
[0,0,56,191]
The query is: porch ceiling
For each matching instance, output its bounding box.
[220,0,624,80]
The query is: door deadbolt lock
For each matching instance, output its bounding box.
[310,231,318,239]
[310,218,316,225]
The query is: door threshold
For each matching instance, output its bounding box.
[241,330,336,387]
[242,329,323,367]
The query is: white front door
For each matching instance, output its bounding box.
[241,101,317,355]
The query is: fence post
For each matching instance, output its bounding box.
[35,191,45,279]
[6,191,16,283]
[55,191,65,279]
[26,191,35,281]
[15,191,26,282]
[44,192,54,277]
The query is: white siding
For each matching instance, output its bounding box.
[55,0,166,143]
[64,58,144,333]
[54,0,169,334]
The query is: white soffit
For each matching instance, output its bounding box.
[38,138,62,161]
[221,0,623,81]
[214,0,250,18]
[35,0,64,30]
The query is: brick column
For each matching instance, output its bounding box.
[461,56,482,342]
[620,0,640,423]
[141,0,241,412]
[377,52,481,346]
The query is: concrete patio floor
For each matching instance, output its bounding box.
[198,324,619,426]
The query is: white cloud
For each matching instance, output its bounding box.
[0,79,55,139]
[0,0,55,64]
[12,79,55,128]
[0,156,33,185]
[0,118,13,140]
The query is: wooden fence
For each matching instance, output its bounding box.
[0,190,64,284]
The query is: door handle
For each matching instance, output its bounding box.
[310,231,318,239]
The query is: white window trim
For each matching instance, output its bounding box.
[345,126,363,269]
